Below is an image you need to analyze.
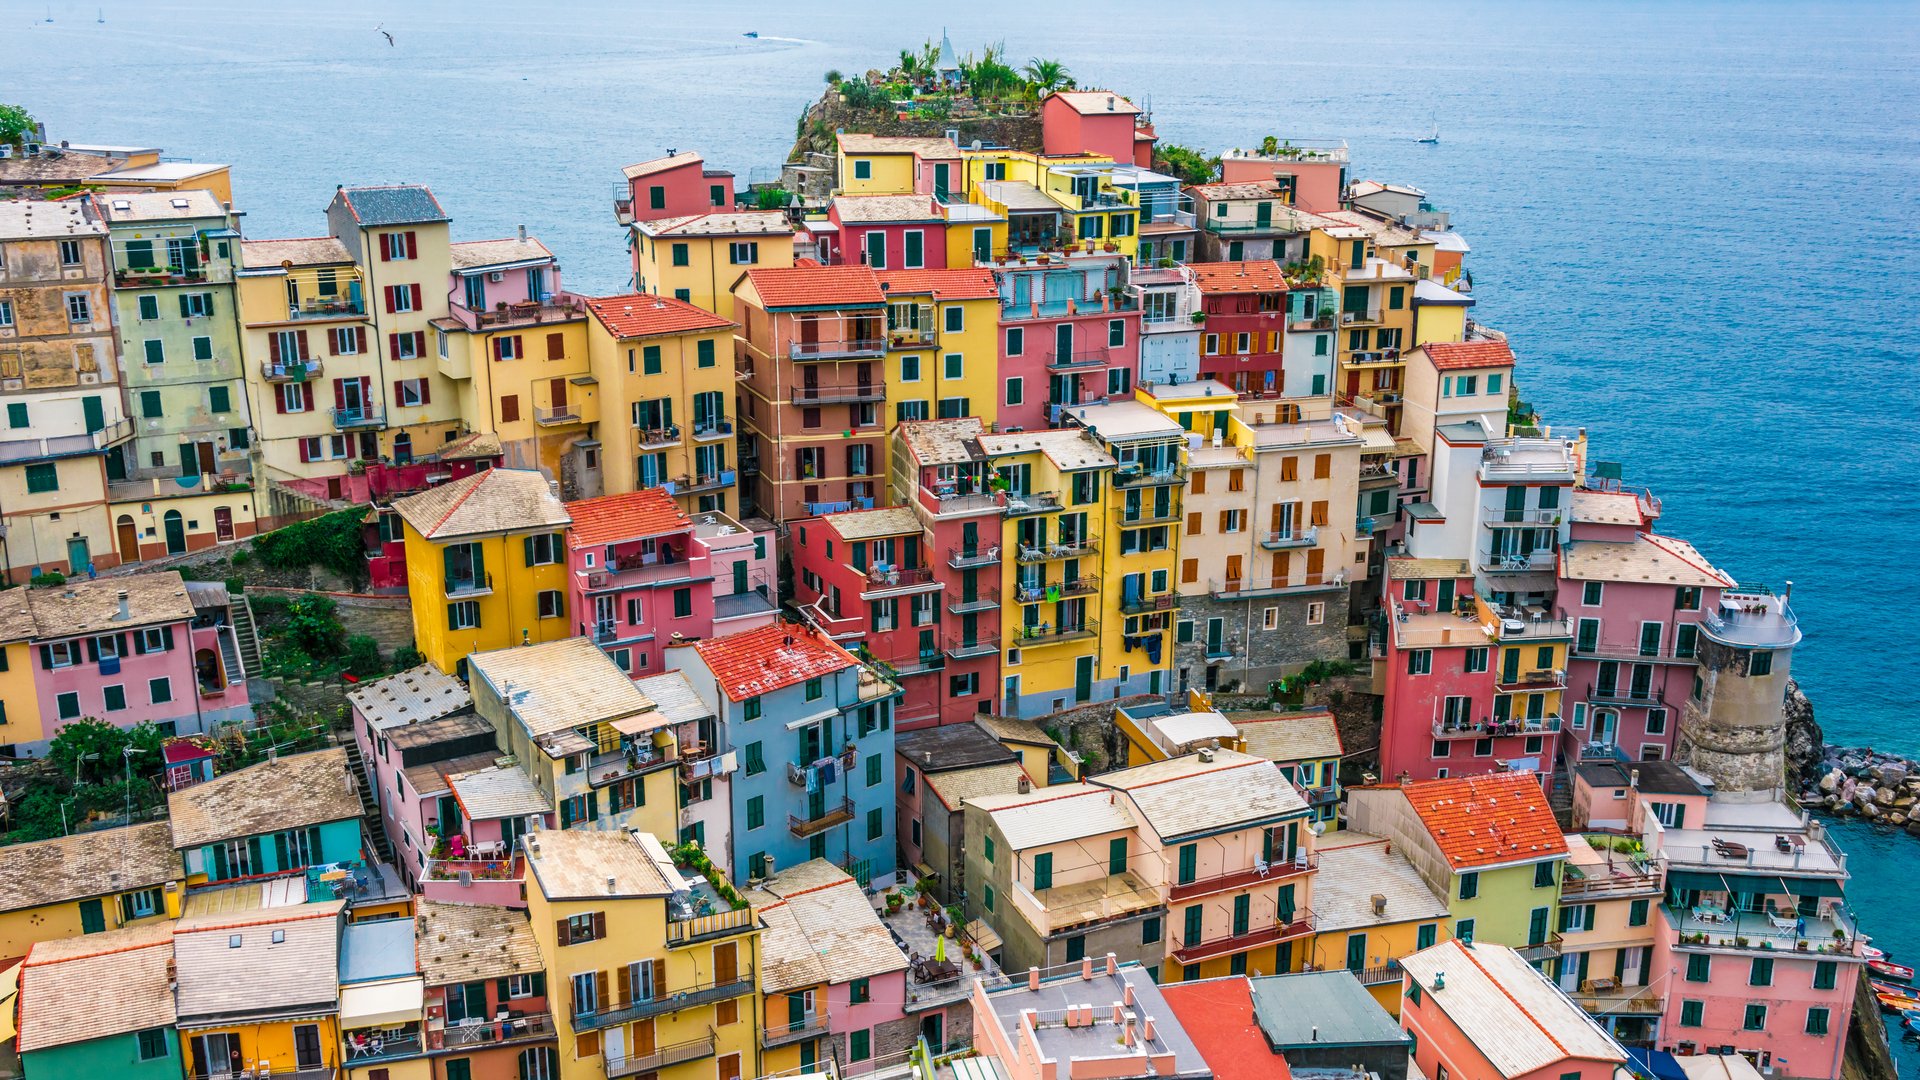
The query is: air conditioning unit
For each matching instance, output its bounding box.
[488,271,505,283]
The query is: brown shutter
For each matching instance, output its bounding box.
[1281,456,1298,482]
[547,332,565,360]
[501,396,519,423]
[1269,503,1283,532]
[595,969,609,1005]
[555,918,570,946]
[616,963,632,1005]
[379,236,391,262]
[1275,551,1291,581]
[1310,500,1328,527]
[390,333,402,357]
[414,331,426,355]
[404,231,418,259]
[1217,510,1230,533]
[1314,453,1331,479]
[274,385,287,414]
[1181,559,1198,584]
[1186,512,1201,536]
[409,284,422,310]
[591,911,607,940]
[1307,549,1326,583]
[1191,470,1206,494]
[268,332,282,364]
[493,338,504,361]
[383,286,395,313]
[394,380,406,404]
[302,382,316,410]
[297,331,311,359]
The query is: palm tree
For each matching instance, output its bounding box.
[824,69,843,86]
[1025,58,1070,97]
[897,49,918,80]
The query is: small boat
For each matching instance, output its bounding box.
[742,30,758,38]
[1863,944,1888,961]
[1871,959,1914,983]
[1904,1010,1920,1029]
[1417,125,1439,145]
[97,7,103,21]
[1873,979,1911,997]
[1878,992,1920,1012]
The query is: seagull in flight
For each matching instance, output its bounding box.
[375,24,394,46]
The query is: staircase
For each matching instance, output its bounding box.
[1548,772,1574,828]
[265,476,353,517]
[217,626,245,685]
[231,596,263,677]
[341,739,395,864]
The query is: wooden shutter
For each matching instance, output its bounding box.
[1181,559,1198,584]
[395,380,407,404]
[1314,453,1331,479]
[383,286,396,313]
[297,331,311,359]
[501,396,519,423]
[555,918,571,946]
[1186,512,1201,536]
[333,380,348,411]
[1310,500,1328,527]
[616,963,632,1005]
[379,236,391,262]
[492,338,504,361]
[409,284,422,310]
[1306,549,1325,582]
[1269,503,1283,531]
[1217,510,1231,532]
[1274,551,1291,580]
[548,332,565,360]
[38,645,54,669]
[162,626,175,651]
[298,438,313,462]
[1281,456,1298,482]
[274,385,287,414]
[389,333,403,357]
[405,231,418,259]
[413,331,426,355]
[1191,470,1206,494]
[302,382,316,410]
[268,333,283,364]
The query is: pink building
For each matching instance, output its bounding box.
[1557,488,1731,770]
[615,151,735,226]
[994,254,1141,428]
[1219,143,1350,215]
[1041,91,1156,167]
[361,432,506,590]
[416,900,560,1078]
[13,572,251,756]
[891,419,1005,725]
[1400,939,1628,1080]
[564,487,777,678]
[824,195,949,270]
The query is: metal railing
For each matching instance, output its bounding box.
[0,416,135,463]
[1015,576,1097,603]
[948,544,1001,569]
[445,572,494,599]
[1112,463,1186,489]
[1014,535,1095,561]
[1012,619,1098,646]
[945,631,1000,660]
[1002,491,1063,516]
[865,565,937,590]
[440,1011,555,1047]
[635,423,682,448]
[690,418,733,440]
[573,972,755,1031]
[789,798,857,838]
[1260,527,1318,550]
[1167,853,1317,903]
[1046,348,1112,372]
[535,403,580,426]
[260,359,322,382]
[345,1030,424,1063]
[330,405,386,429]
[789,381,885,405]
[1338,308,1384,325]
[762,1012,832,1049]
[607,1030,717,1078]
[1170,909,1317,965]
[789,338,884,361]
[948,585,1000,613]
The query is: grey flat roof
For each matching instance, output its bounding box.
[339,917,418,984]
[1249,970,1408,1049]
[987,964,1211,1079]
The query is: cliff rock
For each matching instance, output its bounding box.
[1784,677,1824,785]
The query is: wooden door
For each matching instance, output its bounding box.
[214,507,235,542]
[116,515,139,564]
[713,940,738,985]
[195,440,216,476]
[550,377,568,409]
[631,1017,655,1056]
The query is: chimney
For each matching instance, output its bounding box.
[517,223,527,241]
[1123,1013,1137,1046]
[607,875,617,893]
[1629,768,1640,789]
[1017,775,1032,794]
[1106,952,1118,975]
[116,589,130,621]
[1143,1016,1156,1042]
[1371,893,1387,916]
[1124,982,1136,1007]
[1112,1001,1124,1024]
[1311,1026,1319,1042]
[1082,956,1095,981]
[1028,966,1041,991]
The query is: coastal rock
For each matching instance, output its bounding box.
[1890,812,1908,827]
[1862,802,1881,819]
[1876,787,1898,808]
[1907,819,1920,837]
[1819,769,1842,793]
[1879,763,1911,786]
[1783,679,1823,784]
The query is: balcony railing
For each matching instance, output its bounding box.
[331,405,386,429]
[945,632,1000,660]
[346,1030,424,1064]
[1115,504,1181,526]
[260,359,323,382]
[664,904,758,946]
[573,972,756,1031]
[1112,463,1187,489]
[1047,348,1112,372]
[789,338,885,361]
[665,471,736,495]
[1015,576,1097,604]
[439,1011,555,1048]
[1260,527,1318,550]
[607,1030,717,1078]
[0,416,135,464]
[1432,715,1563,740]
[635,423,682,449]
[1209,574,1341,599]
[948,586,1000,614]
[445,572,494,599]
[1014,536,1095,562]
[1167,853,1317,904]
[1478,548,1552,573]
[1587,683,1666,707]
[587,743,675,787]
[1339,308,1385,326]
[1572,641,1699,665]
[1012,619,1098,646]
[1495,669,1568,693]
[1002,491,1064,516]
[948,545,1001,569]
[789,381,885,405]
[690,418,734,441]
[1119,593,1175,616]
[535,403,581,426]
[1170,910,1316,966]
[864,565,938,595]
[1350,962,1405,987]
[1561,866,1661,899]
[789,798,857,838]
[1515,931,1564,964]
[473,301,582,329]
[763,1012,832,1049]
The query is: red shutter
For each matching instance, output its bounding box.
[379,235,391,262]
[413,331,426,356]
[409,284,422,311]
[420,380,430,405]
[555,919,570,947]
[333,379,347,411]
[389,333,402,358]
[298,438,313,462]
[297,331,311,360]
[383,285,395,313]
[361,376,373,404]
[405,231,417,259]
[274,384,286,414]
[268,332,283,364]
[547,332,564,360]
[493,338,504,361]
[394,380,406,405]
[302,382,316,411]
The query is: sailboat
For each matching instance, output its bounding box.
[97,7,105,22]
[1417,120,1439,145]
[44,6,54,21]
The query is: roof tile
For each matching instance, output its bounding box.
[1423,339,1515,370]
[688,622,856,702]
[876,268,998,301]
[742,265,884,310]
[1189,260,1287,294]
[565,487,692,548]
[1402,772,1568,870]
[583,293,734,340]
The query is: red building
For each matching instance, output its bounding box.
[993,253,1142,430]
[361,432,506,591]
[1041,91,1156,166]
[1190,261,1290,395]
[823,195,949,270]
[614,150,734,225]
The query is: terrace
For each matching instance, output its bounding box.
[332,405,387,430]
[1702,587,1801,648]
[1662,902,1858,957]
[788,379,886,405]
[608,1031,717,1078]
[1012,619,1098,647]
[0,417,134,464]
[1260,527,1319,550]
[861,563,942,599]
[1111,461,1187,489]
[1014,576,1097,604]
[1431,715,1562,740]
[435,1010,556,1050]
[574,966,755,1031]
[1480,437,1580,482]
[583,542,702,591]
[880,899,1010,1014]
[1169,909,1316,967]
[1011,871,1161,936]
[1476,594,1573,641]
[789,797,857,838]
[260,358,323,382]
[586,734,677,788]
[1167,852,1317,904]
[466,299,584,330]
[1386,597,1486,650]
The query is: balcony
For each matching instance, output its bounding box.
[888,325,936,348]
[437,1011,556,1049]
[473,300,583,329]
[607,1030,717,1078]
[666,471,736,495]
[945,632,1000,660]
[422,855,526,906]
[535,403,581,426]
[1011,619,1098,647]
[869,648,947,678]
[1112,462,1187,489]
[1167,852,1317,904]
[0,417,135,464]
[1664,904,1858,957]
[1002,490,1064,517]
[1013,871,1161,936]
[1015,576,1098,604]
[788,338,885,361]
[948,586,1000,614]
[1047,347,1112,372]
[446,573,494,599]
[1115,504,1181,526]
[1338,308,1385,326]
[587,742,675,788]
[664,904,758,947]
[573,970,756,1031]
[789,797,857,838]
[1344,350,1403,369]
[1201,216,1293,236]
[802,497,877,516]
[584,551,702,592]
[1587,682,1666,708]
[1170,910,1316,966]
[1260,527,1319,550]
[1120,592,1175,616]
[635,424,682,449]
[763,1011,832,1049]
[1477,548,1553,574]
[948,544,1001,569]
[114,262,225,287]
[789,381,885,405]
[346,1030,424,1065]
[1432,715,1563,740]
[862,564,941,599]
[1289,314,1337,333]
[260,359,323,382]
[1350,963,1405,987]
[1015,535,1095,562]
[1515,932,1564,964]
[1209,574,1343,600]
[331,406,386,429]
[1571,641,1699,665]
[690,418,734,442]
[1561,862,1661,900]
[1496,668,1568,693]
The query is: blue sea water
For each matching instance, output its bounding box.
[6,0,1920,1053]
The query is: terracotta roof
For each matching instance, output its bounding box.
[742,265,884,310]
[16,921,177,1053]
[583,293,734,340]
[876,268,997,301]
[449,237,552,270]
[0,822,181,913]
[19,570,194,639]
[566,487,691,548]
[239,236,354,269]
[637,210,789,237]
[1423,339,1515,371]
[831,195,941,224]
[1188,260,1287,294]
[414,901,545,988]
[622,151,704,181]
[822,506,922,541]
[167,747,364,851]
[1048,91,1140,116]
[1159,978,1285,1080]
[390,468,570,541]
[836,133,960,157]
[689,622,856,702]
[1402,772,1568,870]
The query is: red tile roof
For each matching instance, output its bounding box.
[582,293,734,340]
[691,622,857,702]
[742,265,884,310]
[1402,772,1567,870]
[1423,339,1515,371]
[877,269,998,301]
[1189,260,1288,294]
[565,488,691,548]
[1159,978,1288,1080]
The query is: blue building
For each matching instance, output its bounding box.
[669,621,901,888]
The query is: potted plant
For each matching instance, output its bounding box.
[1103,241,1118,253]
[1190,311,1207,324]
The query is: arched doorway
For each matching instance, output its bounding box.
[163,510,186,555]
[195,648,225,695]
[392,432,413,464]
[116,515,139,564]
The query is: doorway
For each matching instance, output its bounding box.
[163,511,187,555]
[66,536,91,575]
[116,515,139,564]
[214,507,235,543]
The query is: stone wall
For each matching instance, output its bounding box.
[1171,591,1350,695]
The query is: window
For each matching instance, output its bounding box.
[1454,918,1474,943]
[1534,861,1556,888]
[397,379,428,406]
[1749,651,1774,676]
[1005,327,1024,355]
[805,678,823,701]
[537,590,564,619]
[729,241,759,265]
[564,912,602,944]
[57,692,80,720]
[149,677,172,704]
[140,390,163,418]
[743,742,765,775]
[1807,1007,1830,1036]
[382,232,412,260]
[744,696,762,721]
[1032,852,1054,891]
[1744,1004,1767,1031]
[143,339,166,364]
[1750,957,1773,986]
[853,159,872,180]
[0,299,12,326]
[66,292,92,323]
[1814,960,1837,990]
[1686,953,1711,982]
[4,403,25,429]
[746,795,764,830]
[497,335,523,361]
[46,640,81,668]
[1458,871,1479,900]
[447,600,480,631]
[944,353,963,379]
[850,1028,872,1062]
[104,684,127,711]
[1628,898,1649,926]
[1407,649,1432,675]
[697,338,716,368]
[671,243,690,267]
[1005,376,1023,406]
[1464,646,1489,673]
[866,753,882,787]
[1680,1000,1704,1027]
[59,238,83,266]
[867,807,883,840]
[136,1027,168,1060]
[1417,923,1437,949]
[984,884,995,912]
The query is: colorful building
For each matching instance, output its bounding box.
[172,889,346,1079]
[992,252,1139,428]
[166,746,366,886]
[1301,831,1449,1014]
[834,134,961,199]
[1399,939,1628,1080]
[827,196,950,271]
[13,921,181,1080]
[894,721,1026,900]
[523,826,761,1080]
[1348,773,1567,956]
[746,859,912,1075]
[0,199,130,580]
[1188,186,1317,267]
[1040,92,1156,167]
[668,621,900,886]
[390,467,573,677]
[630,211,793,322]
[1129,264,1201,386]
[1553,819,1669,1045]
[338,916,427,1079]
[971,959,1213,1080]
[0,822,182,968]
[877,268,1000,437]
[1231,708,1345,827]
[415,900,559,1080]
[1218,143,1350,214]
[616,152,736,227]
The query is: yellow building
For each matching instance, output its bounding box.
[954,148,1140,259]
[390,467,573,677]
[1480,591,1570,730]
[1304,222,1418,432]
[581,294,741,516]
[0,822,183,966]
[172,889,346,1079]
[632,211,794,322]
[835,133,960,197]
[1232,708,1346,829]
[525,827,761,1080]
[876,269,1000,433]
[1303,831,1450,1015]
[0,618,43,747]
[467,637,683,838]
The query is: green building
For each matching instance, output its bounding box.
[15,921,181,1080]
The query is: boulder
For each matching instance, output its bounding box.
[1862,802,1882,819]
[1907,818,1920,838]
[1890,812,1908,827]
[1877,787,1899,807]
[1819,769,1842,793]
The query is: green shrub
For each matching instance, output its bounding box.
[230,548,251,567]
[29,571,65,587]
[344,634,383,677]
[393,646,426,670]
[252,508,367,587]
[282,593,344,657]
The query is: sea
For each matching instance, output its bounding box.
[5,0,1919,1058]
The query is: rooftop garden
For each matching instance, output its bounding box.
[828,41,1076,121]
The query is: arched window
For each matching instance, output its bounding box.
[393,432,414,464]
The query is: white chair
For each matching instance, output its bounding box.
[1253,857,1271,878]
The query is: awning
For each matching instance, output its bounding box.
[1782,876,1846,898]
[340,978,424,1028]
[611,711,670,736]
[1665,870,1729,894]
[966,918,1003,954]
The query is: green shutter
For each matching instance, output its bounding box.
[1032,852,1052,892]
[1177,843,1197,884]
[1108,837,1127,875]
